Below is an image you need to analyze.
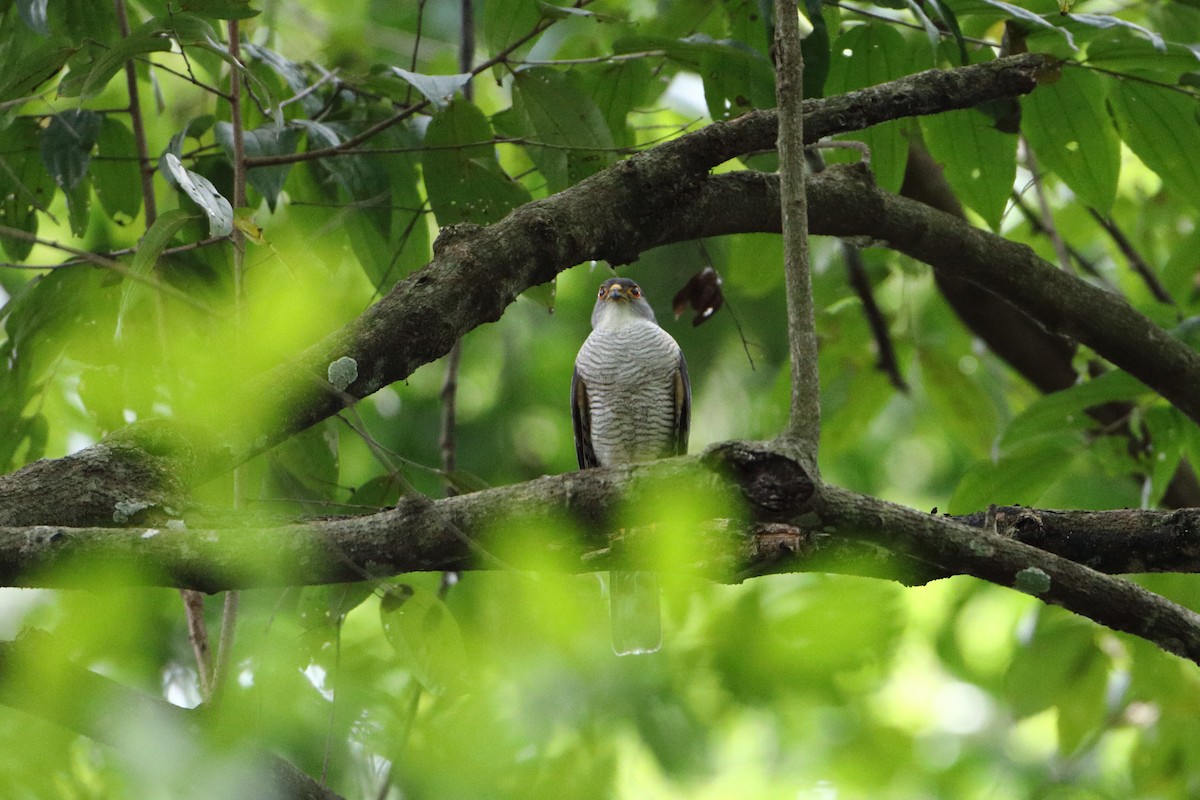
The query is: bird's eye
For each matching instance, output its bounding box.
[598,287,606,298]
[630,286,642,298]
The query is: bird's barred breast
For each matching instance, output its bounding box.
[576,323,682,466]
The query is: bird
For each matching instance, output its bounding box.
[572,277,691,655]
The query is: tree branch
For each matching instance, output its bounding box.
[4,446,1200,661]
[773,0,821,462]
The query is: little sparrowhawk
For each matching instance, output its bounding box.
[572,277,691,655]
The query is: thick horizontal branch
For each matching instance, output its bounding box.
[4,442,1200,662]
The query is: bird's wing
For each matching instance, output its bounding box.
[673,349,691,457]
[572,366,599,468]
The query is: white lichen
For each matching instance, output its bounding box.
[327,356,359,391]
[113,499,152,523]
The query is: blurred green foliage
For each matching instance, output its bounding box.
[1,0,1200,798]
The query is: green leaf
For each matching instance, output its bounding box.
[1022,67,1120,213]
[512,68,615,193]
[115,208,200,341]
[443,470,491,495]
[214,123,300,211]
[178,0,261,20]
[825,24,915,192]
[614,34,776,121]
[927,0,969,65]
[39,109,102,192]
[921,107,1017,230]
[1107,74,1200,211]
[162,153,233,237]
[345,474,403,511]
[0,118,57,260]
[261,420,340,514]
[482,0,542,61]
[948,433,1081,514]
[800,0,831,98]
[584,59,650,147]
[380,583,470,695]
[536,1,616,21]
[1001,370,1148,451]
[423,99,532,226]
[243,43,320,116]
[91,117,141,222]
[298,583,374,629]
[0,35,75,104]
[1086,31,1200,79]
[64,176,90,237]
[57,20,172,98]
[1004,610,1108,751]
[1142,406,1186,508]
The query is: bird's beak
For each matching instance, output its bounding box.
[607,285,627,301]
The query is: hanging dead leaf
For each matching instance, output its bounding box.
[672,266,725,326]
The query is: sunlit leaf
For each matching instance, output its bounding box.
[1070,14,1164,50]
[298,583,374,629]
[512,68,615,192]
[1107,74,1200,211]
[1021,66,1120,213]
[825,23,916,192]
[921,105,1017,230]
[423,99,531,225]
[179,0,261,20]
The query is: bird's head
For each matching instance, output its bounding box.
[591,277,657,329]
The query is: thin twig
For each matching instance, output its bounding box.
[774,0,821,461]
[115,0,157,226]
[1088,208,1174,306]
[1022,141,1073,272]
[1010,191,1115,288]
[179,589,212,698]
[0,224,218,313]
[210,18,247,706]
[806,151,906,392]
